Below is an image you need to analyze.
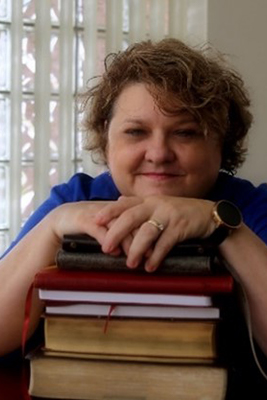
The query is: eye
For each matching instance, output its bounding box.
[124,128,146,136]
[173,129,198,137]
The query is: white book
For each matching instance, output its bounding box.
[39,289,213,306]
[45,303,220,319]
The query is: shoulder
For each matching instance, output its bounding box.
[2,172,120,255]
[210,172,267,204]
[30,171,120,221]
[50,171,120,202]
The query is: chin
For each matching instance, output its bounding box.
[134,187,187,198]
[134,183,210,198]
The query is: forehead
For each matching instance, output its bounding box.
[113,82,195,121]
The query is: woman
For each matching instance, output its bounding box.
[0,38,267,369]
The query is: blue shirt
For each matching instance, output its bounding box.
[3,170,267,255]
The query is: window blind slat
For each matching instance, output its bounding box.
[82,0,100,177]
[129,0,147,43]
[83,0,98,82]
[169,0,207,44]
[186,0,207,44]
[9,0,23,240]
[149,0,166,41]
[169,0,187,40]
[59,0,74,183]
[106,0,123,53]
[34,0,51,208]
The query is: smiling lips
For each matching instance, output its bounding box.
[139,172,186,181]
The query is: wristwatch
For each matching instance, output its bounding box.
[208,200,243,245]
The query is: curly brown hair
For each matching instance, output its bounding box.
[79,38,253,174]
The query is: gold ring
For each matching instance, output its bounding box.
[147,219,165,232]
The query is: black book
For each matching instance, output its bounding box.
[56,234,225,275]
[62,233,217,256]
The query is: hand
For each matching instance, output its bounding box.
[94,196,143,255]
[95,195,216,272]
[47,200,120,251]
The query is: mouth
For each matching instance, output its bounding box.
[140,172,185,181]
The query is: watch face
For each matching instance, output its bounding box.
[216,200,242,229]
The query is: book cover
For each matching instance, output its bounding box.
[45,302,220,319]
[39,288,214,306]
[38,349,217,364]
[43,316,218,360]
[56,249,219,275]
[28,349,228,400]
[58,233,225,274]
[34,266,234,295]
[62,233,218,256]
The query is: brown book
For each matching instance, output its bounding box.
[44,316,218,361]
[56,248,219,275]
[57,233,223,275]
[28,349,228,400]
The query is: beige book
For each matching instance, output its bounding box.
[44,316,218,360]
[28,349,227,400]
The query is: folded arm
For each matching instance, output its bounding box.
[0,201,111,356]
[95,195,267,356]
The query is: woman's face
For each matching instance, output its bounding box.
[106,83,222,198]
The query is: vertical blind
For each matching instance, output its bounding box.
[0,0,207,254]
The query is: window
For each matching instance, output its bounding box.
[0,0,207,254]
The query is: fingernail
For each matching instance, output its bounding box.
[102,243,113,253]
[127,259,138,269]
[145,264,156,273]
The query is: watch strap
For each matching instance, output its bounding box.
[208,225,230,246]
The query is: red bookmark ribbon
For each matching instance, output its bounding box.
[103,304,117,333]
[21,282,34,356]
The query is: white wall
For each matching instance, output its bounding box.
[207,0,267,185]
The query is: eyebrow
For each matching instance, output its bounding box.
[123,118,145,125]
[123,115,198,125]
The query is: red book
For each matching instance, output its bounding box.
[34,266,234,296]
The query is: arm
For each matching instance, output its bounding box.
[0,201,111,356]
[220,224,267,356]
[95,195,267,356]
[0,218,60,356]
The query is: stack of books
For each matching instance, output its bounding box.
[27,234,233,400]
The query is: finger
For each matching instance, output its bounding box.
[94,196,142,225]
[101,204,150,253]
[121,226,141,256]
[144,232,178,272]
[126,220,165,269]
[121,234,134,256]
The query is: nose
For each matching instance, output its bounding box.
[145,132,175,164]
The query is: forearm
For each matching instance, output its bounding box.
[0,217,60,356]
[220,224,267,355]
[0,200,113,356]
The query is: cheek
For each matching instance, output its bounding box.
[106,142,131,177]
[107,138,143,170]
[106,136,121,168]
[182,144,221,173]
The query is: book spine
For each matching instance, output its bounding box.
[62,234,217,256]
[56,249,214,275]
[43,317,218,359]
[34,268,234,294]
[62,234,102,252]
